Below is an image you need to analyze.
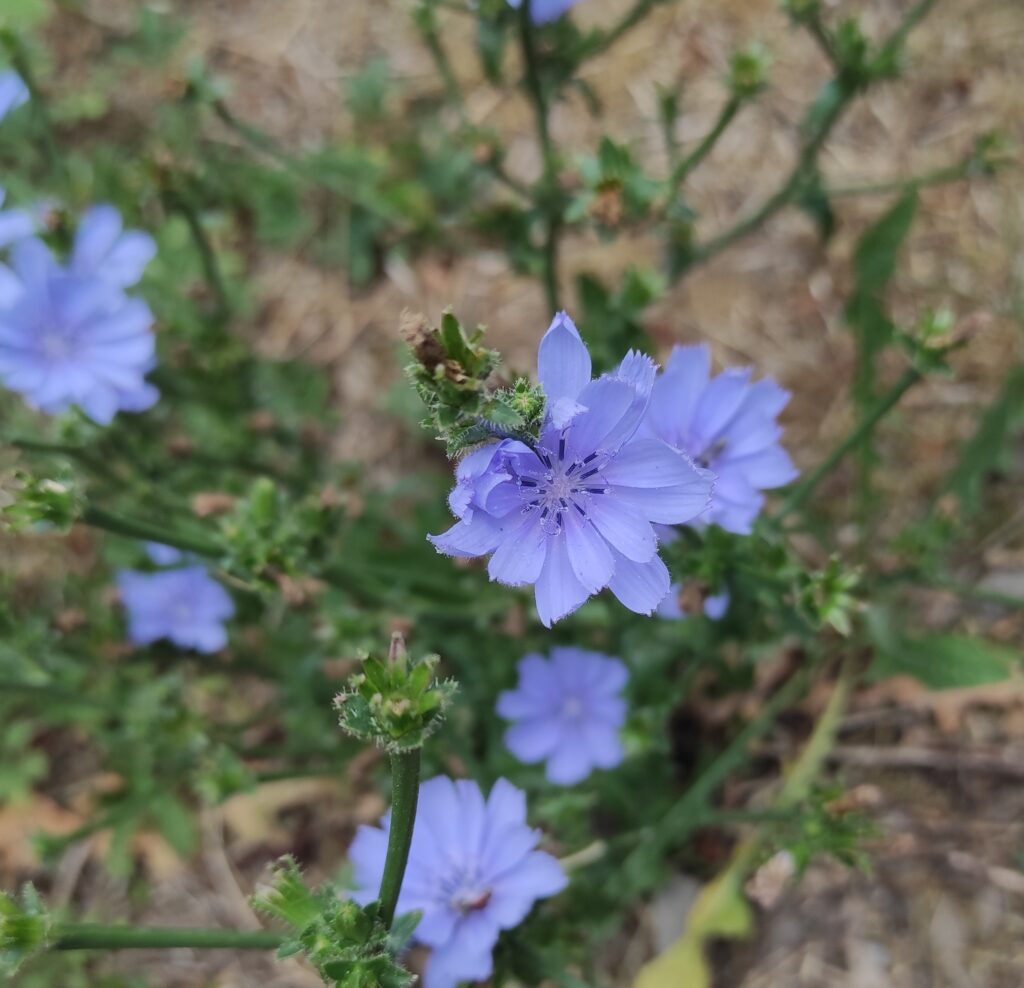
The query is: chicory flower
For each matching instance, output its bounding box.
[0,71,28,123]
[644,344,797,533]
[507,0,583,24]
[497,647,628,784]
[349,776,566,988]
[117,565,235,653]
[429,313,713,626]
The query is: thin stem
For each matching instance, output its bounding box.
[583,0,666,62]
[666,96,741,195]
[518,0,561,311]
[773,366,922,522]
[676,0,938,277]
[377,749,422,929]
[80,506,221,557]
[826,159,973,198]
[163,187,231,323]
[54,923,284,952]
[416,4,467,123]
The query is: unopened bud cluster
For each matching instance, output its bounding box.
[334,633,457,752]
[0,886,52,976]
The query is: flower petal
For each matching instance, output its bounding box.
[487,510,548,586]
[538,311,591,405]
[534,533,591,627]
[601,438,704,488]
[607,550,670,615]
[585,491,658,563]
[647,344,710,445]
[562,508,614,594]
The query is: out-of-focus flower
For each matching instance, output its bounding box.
[0,72,29,123]
[117,565,235,653]
[70,205,157,289]
[0,237,158,423]
[656,583,730,621]
[349,776,566,988]
[0,188,40,249]
[507,0,583,24]
[429,313,713,625]
[497,647,628,784]
[644,344,797,533]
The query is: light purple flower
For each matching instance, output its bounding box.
[349,776,566,988]
[117,565,235,653]
[507,0,582,23]
[656,584,730,621]
[0,237,158,423]
[70,205,157,289]
[497,647,627,785]
[0,188,39,249]
[643,344,797,534]
[429,313,713,626]
[0,71,29,123]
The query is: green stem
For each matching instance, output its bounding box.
[53,923,284,952]
[416,4,467,123]
[80,506,221,557]
[584,0,665,62]
[826,159,972,198]
[163,187,231,323]
[666,96,741,194]
[377,749,422,929]
[773,366,922,522]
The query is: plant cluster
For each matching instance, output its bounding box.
[0,1,1019,986]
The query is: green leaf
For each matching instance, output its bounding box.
[871,632,1020,689]
[151,794,198,857]
[852,191,918,294]
[946,364,1024,511]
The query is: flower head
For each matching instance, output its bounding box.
[0,234,158,423]
[0,72,29,124]
[117,565,235,653]
[507,0,583,24]
[644,344,797,533]
[429,313,713,625]
[497,647,628,785]
[657,583,730,621]
[349,776,566,988]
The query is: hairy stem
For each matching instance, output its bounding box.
[53,923,284,952]
[773,366,922,522]
[163,187,231,323]
[377,749,422,929]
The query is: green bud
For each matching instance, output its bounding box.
[797,557,860,636]
[728,43,772,99]
[0,467,83,534]
[334,633,457,752]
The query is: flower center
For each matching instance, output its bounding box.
[562,695,584,719]
[515,437,608,534]
[450,887,492,914]
[40,331,73,361]
[694,437,728,470]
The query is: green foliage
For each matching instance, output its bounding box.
[796,557,861,636]
[253,857,417,988]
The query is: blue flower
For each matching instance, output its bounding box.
[0,188,40,249]
[117,565,235,653]
[0,71,29,123]
[349,776,566,988]
[507,0,582,24]
[0,230,158,424]
[497,647,628,785]
[656,584,730,621]
[644,345,798,533]
[429,313,713,626]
